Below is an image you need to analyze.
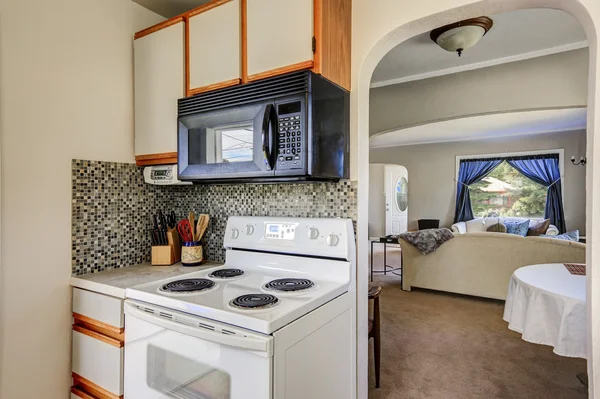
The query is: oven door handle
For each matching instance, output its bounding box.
[261,104,277,171]
[124,301,273,356]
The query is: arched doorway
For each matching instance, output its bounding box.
[351,1,598,397]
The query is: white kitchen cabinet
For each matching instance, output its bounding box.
[245,0,314,80]
[71,288,125,398]
[72,329,124,397]
[188,0,241,95]
[134,19,185,166]
[73,288,124,329]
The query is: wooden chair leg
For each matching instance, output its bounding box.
[374,296,381,388]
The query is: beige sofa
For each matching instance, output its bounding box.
[451,217,559,235]
[400,232,585,300]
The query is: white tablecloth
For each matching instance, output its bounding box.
[503,263,587,359]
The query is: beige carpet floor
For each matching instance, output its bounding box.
[367,274,588,399]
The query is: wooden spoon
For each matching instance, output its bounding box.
[196,214,210,241]
[188,211,195,241]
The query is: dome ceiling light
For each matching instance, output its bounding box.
[430,17,494,57]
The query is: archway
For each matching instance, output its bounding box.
[351,1,599,397]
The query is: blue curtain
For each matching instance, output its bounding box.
[506,154,566,233]
[454,158,503,223]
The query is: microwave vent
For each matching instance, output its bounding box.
[178,71,310,116]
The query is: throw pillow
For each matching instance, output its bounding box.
[541,230,580,242]
[486,222,507,233]
[527,219,551,236]
[505,220,530,237]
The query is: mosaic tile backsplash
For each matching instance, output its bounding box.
[72,160,358,276]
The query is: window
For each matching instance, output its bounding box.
[470,161,547,218]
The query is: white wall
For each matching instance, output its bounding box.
[0,1,164,397]
[370,130,587,232]
[351,1,600,398]
[369,49,589,135]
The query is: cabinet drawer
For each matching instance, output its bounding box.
[73,288,124,329]
[71,386,99,399]
[72,328,124,396]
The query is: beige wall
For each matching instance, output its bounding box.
[370,49,589,135]
[0,1,164,398]
[351,2,600,396]
[370,130,587,233]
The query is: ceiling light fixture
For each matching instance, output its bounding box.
[430,17,494,57]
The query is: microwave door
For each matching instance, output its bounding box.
[178,102,276,181]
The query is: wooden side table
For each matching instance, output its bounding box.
[369,236,402,283]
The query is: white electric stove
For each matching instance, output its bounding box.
[124,216,356,399]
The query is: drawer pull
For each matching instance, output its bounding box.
[72,325,123,348]
[71,386,98,399]
[72,373,122,399]
[73,313,124,338]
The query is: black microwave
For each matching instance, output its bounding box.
[177,71,349,184]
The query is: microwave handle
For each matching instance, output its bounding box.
[261,104,277,170]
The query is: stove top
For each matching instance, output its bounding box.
[263,278,314,293]
[230,293,279,310]
[209,268,245,279]
[159,278,215,293]
[126,250,351,334]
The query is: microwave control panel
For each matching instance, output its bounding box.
[276,113,304,170]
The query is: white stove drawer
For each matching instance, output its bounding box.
[72,327,124,396]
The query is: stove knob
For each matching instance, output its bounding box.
[245,224,255,235]
[231,228,240,239]
[308,227,319,240]
[327,234,340,247]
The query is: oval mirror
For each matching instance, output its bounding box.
[395,177,408,212]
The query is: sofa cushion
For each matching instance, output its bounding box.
[465,217,499,232]
[486,222,507,233]
[505,220,530,237]
[541,230,580,242]
[527,219,551,236]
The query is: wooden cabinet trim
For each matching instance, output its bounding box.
[71,386,99,399]
[184,15,191,97]
[73,313,124,342]
[73,325,124,349]
[72,373,122,399]
[241,0,248,83]
[189,78,241,96]
[134,16,184,40]
[135,152,178,166]
[187,0,233,17]
[247,60,314,82]
[313,0,351,90]
[313,0,322,74]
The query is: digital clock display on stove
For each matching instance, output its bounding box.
[265,223,297,240]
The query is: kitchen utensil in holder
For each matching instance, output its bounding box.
[151,228,181,266]
[181,241,203,266]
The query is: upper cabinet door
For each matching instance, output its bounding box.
[134,20,185,162]
[245,0,314,81]
[189,0,241,95]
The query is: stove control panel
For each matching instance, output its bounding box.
[265,223,297,240]
[224,217,356,263]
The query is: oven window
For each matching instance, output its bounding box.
[147,344,231,399]
[188,122,254,165]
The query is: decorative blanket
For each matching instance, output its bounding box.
[397,228,454,255]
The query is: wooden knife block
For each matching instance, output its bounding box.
[151,228,181,266]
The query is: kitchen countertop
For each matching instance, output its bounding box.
[70,261,223,299]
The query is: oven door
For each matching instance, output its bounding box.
[124,301,273,399]
[178,101,278,181]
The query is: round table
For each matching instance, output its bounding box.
[503,263,587,359]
